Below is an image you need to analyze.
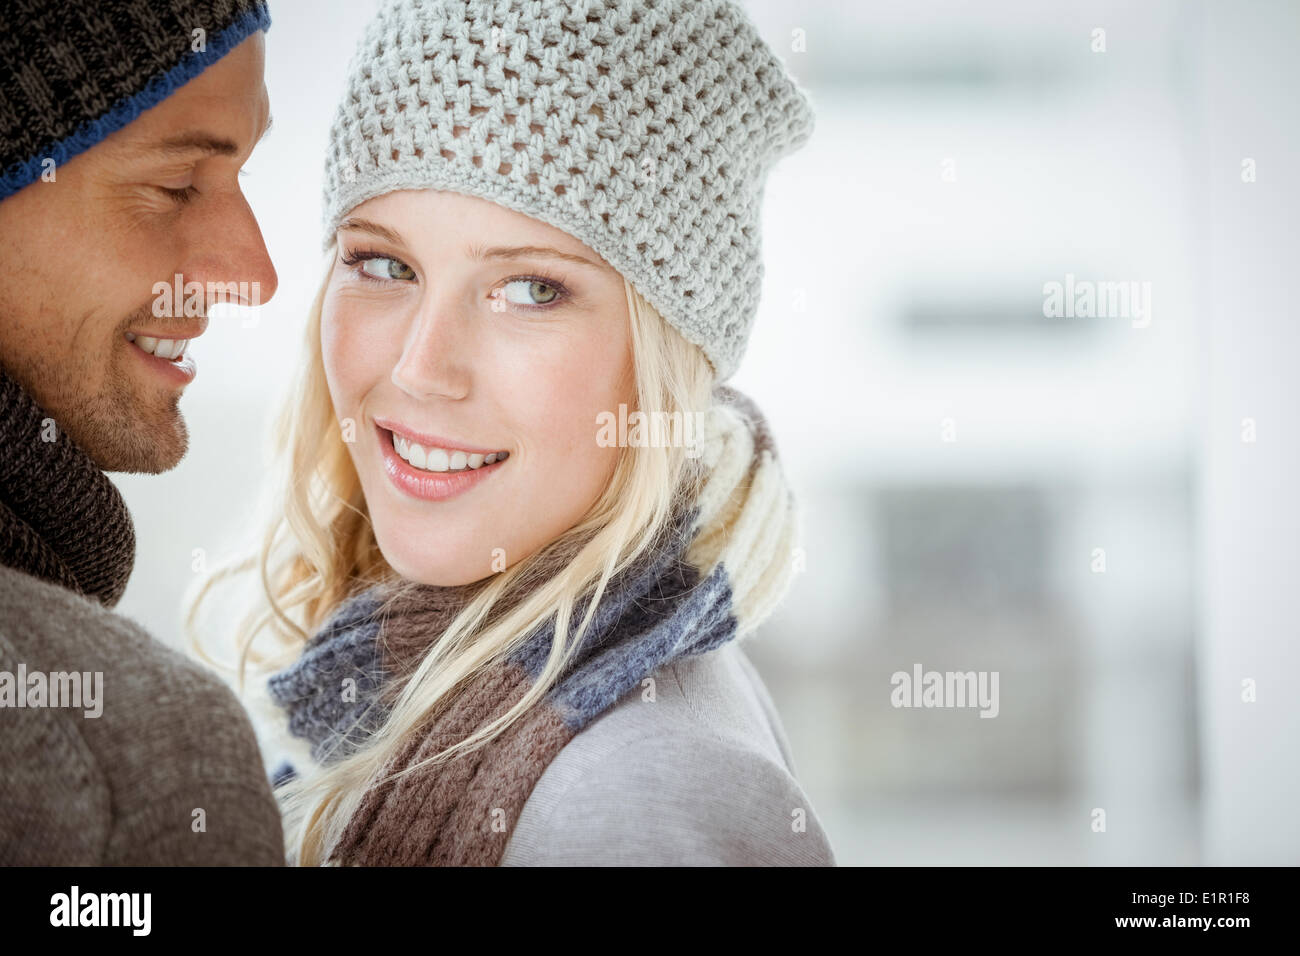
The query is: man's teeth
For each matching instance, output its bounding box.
[126,333,188,360]
[393,433,509,473]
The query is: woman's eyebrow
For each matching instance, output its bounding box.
[338,217,404,244]
[469,243,606,271]
[335,223,606,272]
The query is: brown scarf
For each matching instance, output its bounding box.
[0,365,135,607]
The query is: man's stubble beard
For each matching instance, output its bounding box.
[67,347,190,474]
[6,309,192,475]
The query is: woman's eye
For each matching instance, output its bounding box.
[500,278,562,307]
[360,256,416,281]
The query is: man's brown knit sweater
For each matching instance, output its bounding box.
[0,366,285,864]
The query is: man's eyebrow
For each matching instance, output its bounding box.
[133,113,274,159]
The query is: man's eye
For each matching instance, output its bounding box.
[499,278,564,308]
[359,256,416,281]
[158,185,198,205]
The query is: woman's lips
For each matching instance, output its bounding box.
[376,423,507,502]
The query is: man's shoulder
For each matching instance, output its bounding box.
[0,563,267,752]
[1,563,199,680]
[0,565,271,746]
[0,564,285,864]
[501,643,837,865]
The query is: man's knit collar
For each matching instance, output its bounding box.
[0,365,136,607]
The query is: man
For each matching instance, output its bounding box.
[0,1,284,864]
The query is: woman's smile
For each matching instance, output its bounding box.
[374,420,510,502]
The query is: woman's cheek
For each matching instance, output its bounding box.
[320,296,345,363]
[322,301,381,415]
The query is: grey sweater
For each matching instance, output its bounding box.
[501,641,838,865]
[0,565,285,864]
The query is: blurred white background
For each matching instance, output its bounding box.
[110,0,1300,865]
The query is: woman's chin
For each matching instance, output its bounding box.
[371,530,500,587]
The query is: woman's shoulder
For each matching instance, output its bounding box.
[501,642,837,866]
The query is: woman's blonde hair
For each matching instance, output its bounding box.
[186,245,715,865]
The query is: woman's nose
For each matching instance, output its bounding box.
[391,307,472,401]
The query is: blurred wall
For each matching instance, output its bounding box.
[1192,0,1300,865]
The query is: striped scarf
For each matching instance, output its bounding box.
[266,386,799,866]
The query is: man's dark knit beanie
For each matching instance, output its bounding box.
[0,0,272,201]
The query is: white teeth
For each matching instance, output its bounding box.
[128,334,188,360]
[390,431,507,473]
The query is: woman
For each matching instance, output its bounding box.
[192,0,831,865]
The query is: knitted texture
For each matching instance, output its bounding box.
[0,565,287,864]
[0,366,136,608]
[0,0,272,201]
[266,385,802,864]
[321,0,816,382]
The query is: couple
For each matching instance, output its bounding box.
[0,0,834,866]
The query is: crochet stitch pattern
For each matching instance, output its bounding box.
[321,0,816,381]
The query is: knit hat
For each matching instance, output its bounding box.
[0,0,272,202]
[322,0,815,382]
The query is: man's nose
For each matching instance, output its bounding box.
[188,188,279,309]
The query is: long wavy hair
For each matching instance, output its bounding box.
[185,244,715,865]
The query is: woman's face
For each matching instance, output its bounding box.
[321,189,634,586]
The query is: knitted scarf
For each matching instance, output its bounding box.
[0,365,136,607]
[266,385,800,866]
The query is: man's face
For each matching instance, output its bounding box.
[0,34,277,473]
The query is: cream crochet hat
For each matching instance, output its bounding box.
[321,0,815,382]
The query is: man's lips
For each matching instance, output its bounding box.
[125,320,207,339]
[124,329,198,384]
[125,316,207,342]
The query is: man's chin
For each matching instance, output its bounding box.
[73,403,190,475]
[104,420,188,474]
